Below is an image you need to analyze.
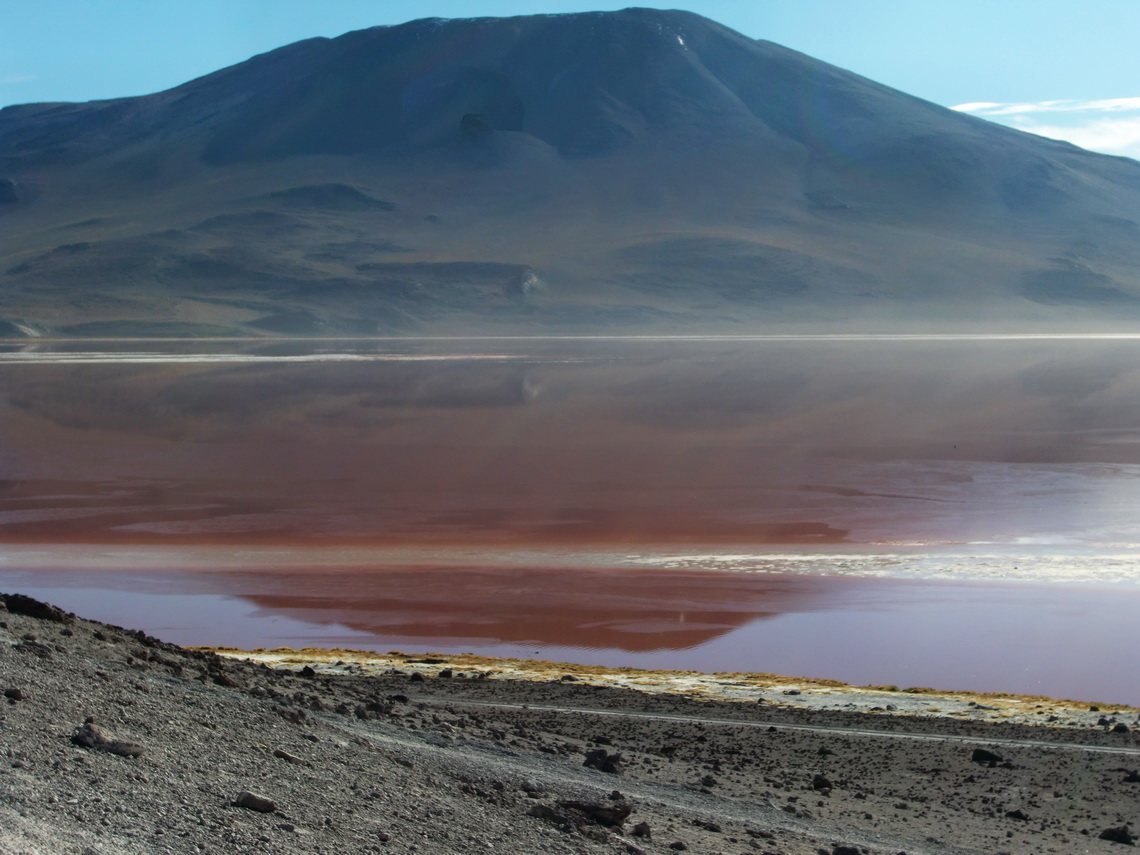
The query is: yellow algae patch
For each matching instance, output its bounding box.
[203,644,1139,729]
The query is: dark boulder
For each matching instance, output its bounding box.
[1099,825,1137,845]
[583,748,624,774]
[971,747,1004,765]
[2,593,73,623]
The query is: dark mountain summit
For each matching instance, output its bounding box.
[2,8,1140,336]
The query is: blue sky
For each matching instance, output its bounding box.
[3,0,1139,159]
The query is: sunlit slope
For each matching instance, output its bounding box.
[2,9,1140,335]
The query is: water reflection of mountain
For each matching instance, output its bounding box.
[5,339,1140,546]
[231,567,850,652]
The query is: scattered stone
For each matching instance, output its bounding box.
[693,819,722,832]
[668,841,688,851]
[1005,809,1029,821]
[234,791,277,813]
[71,719,145,758]
[1113,722,1131,733]
[4,687,25,701]
[1123,770,1140,783]
[832,847,861,855]
[812,774,833,791]
[700,774,718,788]
[631,821,651,839]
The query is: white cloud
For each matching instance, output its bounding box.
[0,74,36,86]
[952,97,1140,161]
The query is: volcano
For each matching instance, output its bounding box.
[2,8,1140,336]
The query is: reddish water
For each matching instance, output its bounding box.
[4,337,1140,702]
[5,560,1139,704]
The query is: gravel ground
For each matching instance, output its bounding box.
[1,592,1139,855]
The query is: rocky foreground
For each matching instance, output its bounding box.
[1,593,1139,855]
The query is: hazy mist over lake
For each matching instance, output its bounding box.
[5,336,1140,548]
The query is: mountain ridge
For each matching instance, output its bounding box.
[2,8,1140,336]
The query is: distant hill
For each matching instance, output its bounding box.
[2,8,1140,336]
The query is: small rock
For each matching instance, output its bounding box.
[4,687,25,701]
[812,774,833,791]
[1123,770,1140,783]
[668,842,688,851]
[272,748,305,765]
[558,799,632,827]
[1112,722,1131,733]
[1005,809,1029,821]
[234,791,278,813]
[71,720,144,758]
[631,821,652,839]
[15,640,53,658]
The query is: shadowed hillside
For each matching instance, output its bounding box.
[2,8,1140,336]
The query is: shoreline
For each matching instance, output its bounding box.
[5,557,1140,706]
[211,644,1140,725]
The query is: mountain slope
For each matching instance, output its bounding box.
[2,8,1140,336]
